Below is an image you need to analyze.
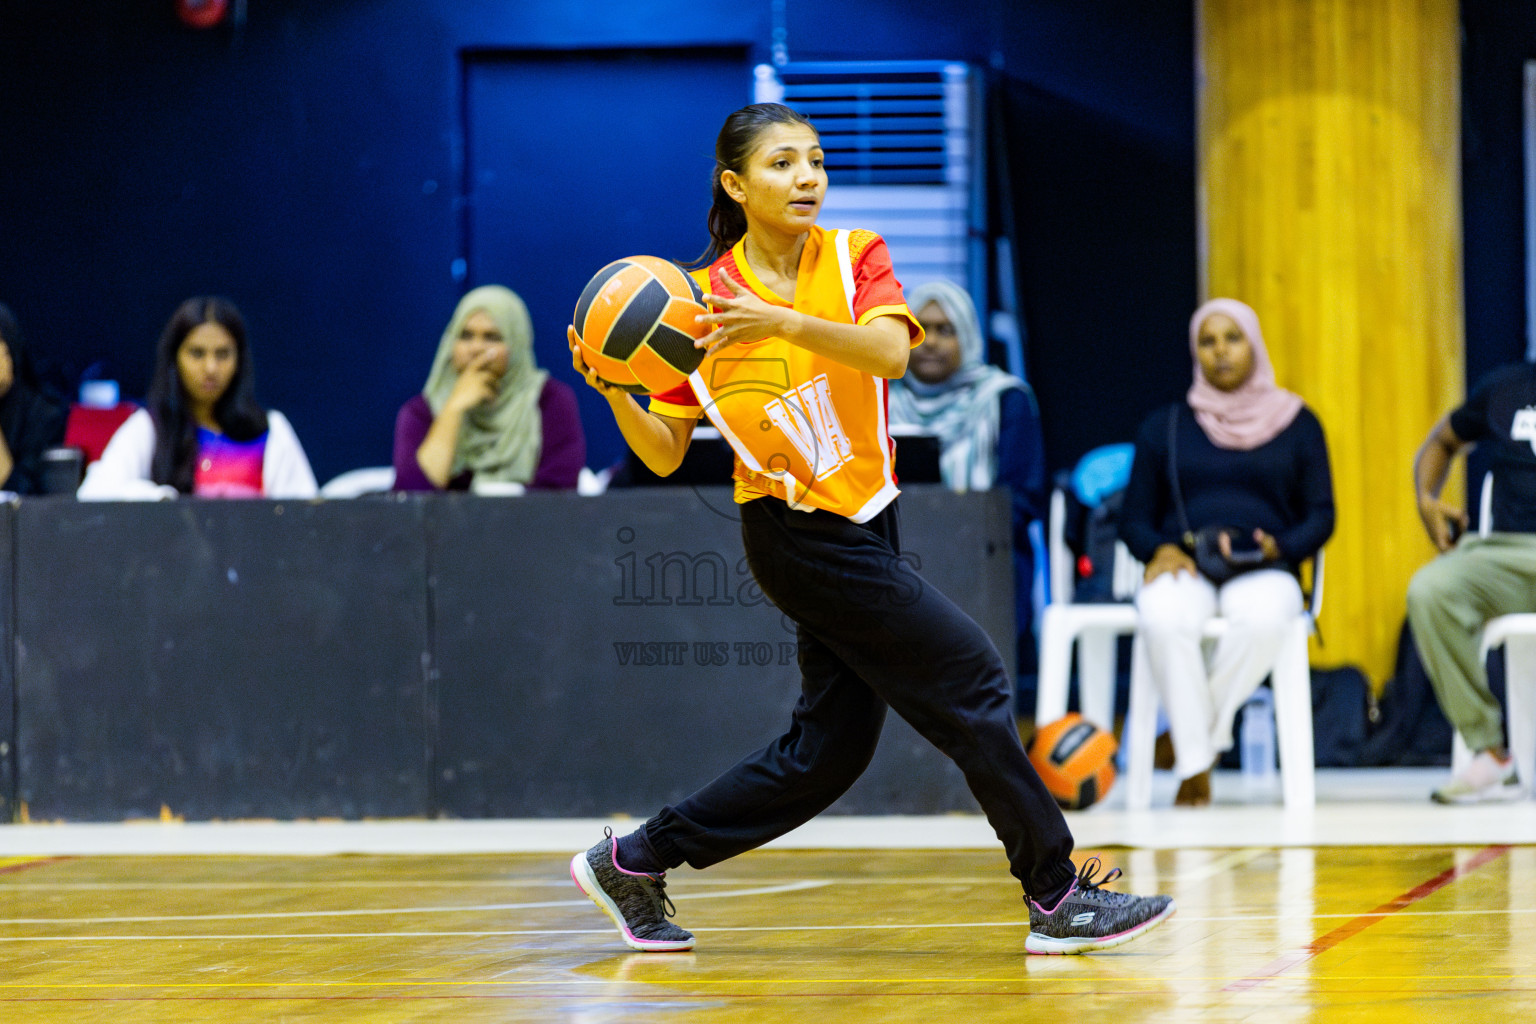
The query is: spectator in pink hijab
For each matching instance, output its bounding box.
[1117,298,1335,805]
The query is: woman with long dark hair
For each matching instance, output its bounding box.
[0,302,69,494]
[564,103,1172,956]
[79,296,316,499]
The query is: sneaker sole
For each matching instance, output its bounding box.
[1431,784,1525,805]
[569,853,695,953]
[1025,900,1176,955]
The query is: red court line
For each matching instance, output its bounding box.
[1226,844,1511,992]
[0,857,72,876]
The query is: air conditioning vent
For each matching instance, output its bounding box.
[778,75,950,185]
[755,61,980,304]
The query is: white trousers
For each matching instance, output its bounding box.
[1134,568,1303,780]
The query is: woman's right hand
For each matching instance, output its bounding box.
[442,348,501,415]
[1418,494,1468,552]
[1144,542,1198,584]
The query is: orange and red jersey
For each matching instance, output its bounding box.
[648,226,922,522]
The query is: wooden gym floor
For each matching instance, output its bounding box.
[1,770,1534,1023]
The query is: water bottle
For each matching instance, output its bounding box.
[1241,687,1277,793]
[79,378,120,409]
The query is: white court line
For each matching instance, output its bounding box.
[0,880,829,925]
[0,860,1246,904]
[0,860,1285,892]
[0,881,587,891]
[0,923,1026,942]
[2,907,1534,943]
[4,785,1534,855]
[0,876,993,891]
[1,893,1529,934]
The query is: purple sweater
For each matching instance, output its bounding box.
[392,379,586,491]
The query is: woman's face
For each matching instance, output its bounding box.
[908,300,963,384]
[450,310,509,378]
[725,123,826,237]
[1195,312,1255,392]
[176,321,238,410]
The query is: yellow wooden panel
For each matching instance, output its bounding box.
[1199,0,1463,684]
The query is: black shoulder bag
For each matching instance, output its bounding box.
[1166,406,1267,585]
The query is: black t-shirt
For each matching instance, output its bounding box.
[1449,362,1536,533]
[1119,403,1335,568]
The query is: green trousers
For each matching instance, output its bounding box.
[1405,532,1536,752]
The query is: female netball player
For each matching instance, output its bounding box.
[567,102,1174,955]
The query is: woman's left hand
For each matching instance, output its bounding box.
[696,276,793,356]
[568,326,628,400]
[1218,528,1281,562]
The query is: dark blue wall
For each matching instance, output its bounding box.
[1461,0,1536,385]
[788,0,1200,475]
[0,0,1197,483]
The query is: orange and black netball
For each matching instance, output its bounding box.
[572,255,710,394]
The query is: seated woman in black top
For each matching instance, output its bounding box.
[0,303,68,495]
[1119,298,1334,805]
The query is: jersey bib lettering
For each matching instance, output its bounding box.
[763,374,854,480]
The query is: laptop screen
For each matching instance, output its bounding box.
[890,427,942,484]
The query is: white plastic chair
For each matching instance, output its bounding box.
[1035,464,1325,809]
[319,466,395,498]
[1034,486,1140,732]
[1447,473,1536,796]
[577,466,612,496]
[1120,549,1324,811]
[1476,615,1536,798]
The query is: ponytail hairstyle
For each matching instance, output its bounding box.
[689,102,818,268]
[147,296,268,492]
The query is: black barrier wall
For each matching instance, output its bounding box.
[1,502,15,820]
[11,488,1013,822]
[428,487,1015,818]
[16,499,434,821]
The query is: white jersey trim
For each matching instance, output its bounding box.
[832,229,899,515]
[833,229,857,321]
[692,370,765,474]
[848,478,901,523]
[688,229,901,522]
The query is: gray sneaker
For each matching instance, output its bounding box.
[1026,857,1175,954]
[1431,751,1524,804]
[570,828,695,952]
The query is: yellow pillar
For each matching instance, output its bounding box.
[1198,0,1464,685]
